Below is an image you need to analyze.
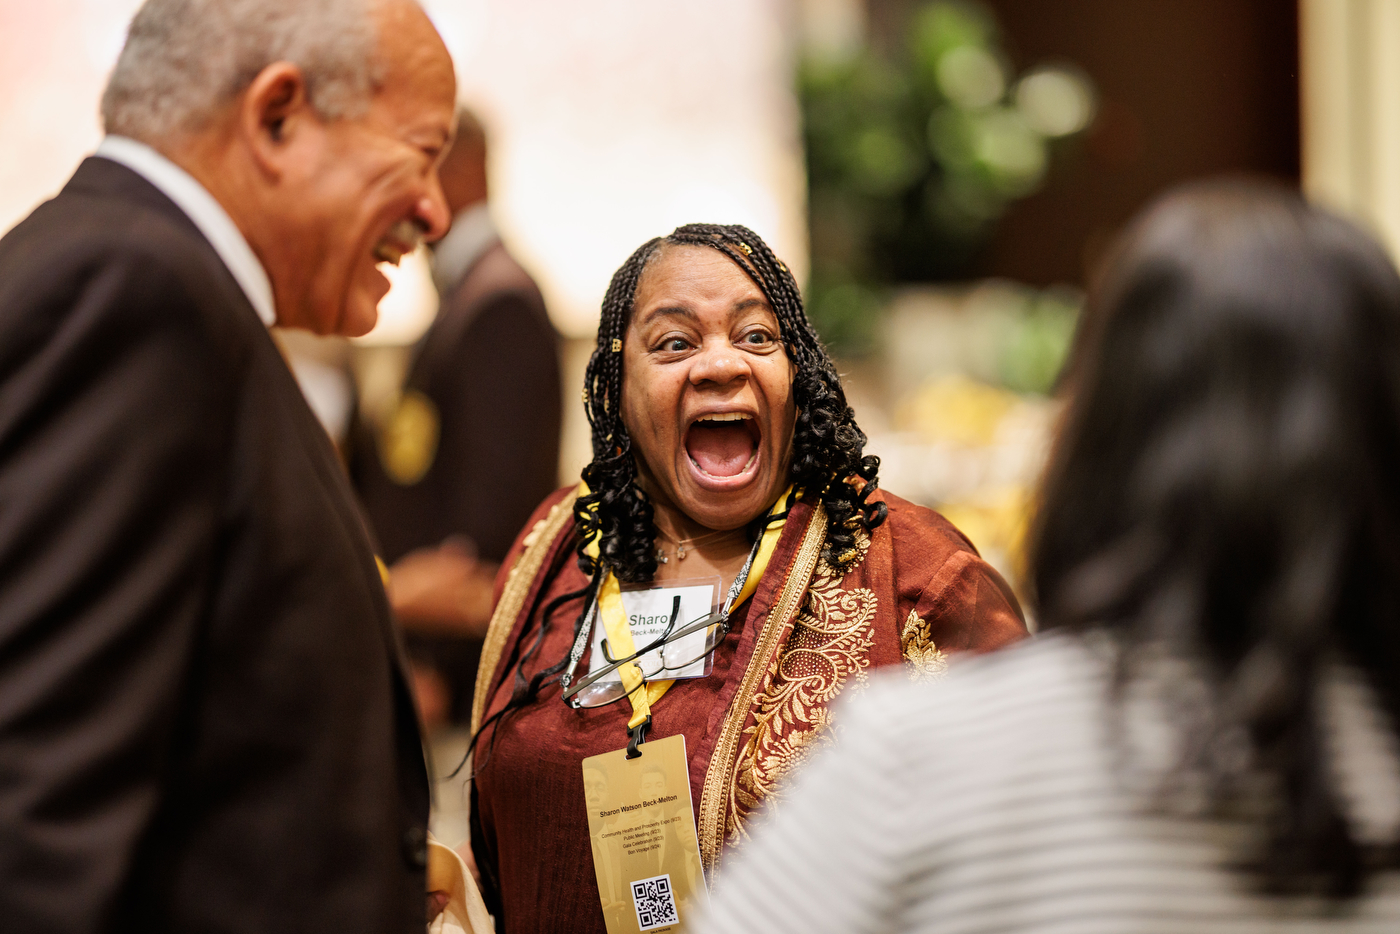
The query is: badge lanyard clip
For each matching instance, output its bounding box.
[626,715,650,759]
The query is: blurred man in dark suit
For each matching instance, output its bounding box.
[0,1,457,931]
[353,108,562,729]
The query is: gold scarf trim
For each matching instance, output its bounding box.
[470,490,579,735]
[696,502,828,871]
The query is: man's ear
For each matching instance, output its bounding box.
[239,61,312,179]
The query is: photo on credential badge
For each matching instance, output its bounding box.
[582,734,708,933]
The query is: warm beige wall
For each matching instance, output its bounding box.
[426,0,808,340]
[0,0,144,237]
[1301,0,1400,254]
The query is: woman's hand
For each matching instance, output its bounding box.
[388,537,499,639]
[426,890,450,924]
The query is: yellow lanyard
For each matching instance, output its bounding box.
[580,483,792,732]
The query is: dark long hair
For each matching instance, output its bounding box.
[1032,179,1400,897]
[576,223,884,581]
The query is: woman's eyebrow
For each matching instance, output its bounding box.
[639,305,698,327]
[729,297,773,318]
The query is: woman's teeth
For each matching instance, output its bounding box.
[685,413,760,478]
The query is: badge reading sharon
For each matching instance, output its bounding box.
[587,579,719,684]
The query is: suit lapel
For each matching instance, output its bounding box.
[65,156,419,714]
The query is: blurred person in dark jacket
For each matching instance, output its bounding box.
[353,107,561,730]
[0,0,458,931]
[695,181,1400,932]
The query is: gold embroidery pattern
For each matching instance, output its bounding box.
[471,492,577,733]
[901,609,948,682]
[698,505,827,871]
[721,529,877,853]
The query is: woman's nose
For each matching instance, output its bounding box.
[690,341,747,385]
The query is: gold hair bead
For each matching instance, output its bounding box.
[581,387,589,404]
[738,242,753,255]
[611,338,622,352]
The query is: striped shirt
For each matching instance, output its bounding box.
[692,633,1400,933]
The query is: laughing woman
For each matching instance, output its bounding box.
[467,224,1027,932]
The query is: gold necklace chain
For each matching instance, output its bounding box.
[654,526,741,563]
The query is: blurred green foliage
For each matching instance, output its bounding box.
[998,289,1080,394]
[801,0,1093,358]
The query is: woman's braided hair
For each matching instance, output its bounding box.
[575,223,885,583]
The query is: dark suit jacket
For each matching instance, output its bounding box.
[352,241,561,721]
[0,157,429,933]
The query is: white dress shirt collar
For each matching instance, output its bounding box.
[431,202,498,297]
[94,135,278,328]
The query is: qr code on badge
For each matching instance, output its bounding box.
[630,873,679,930]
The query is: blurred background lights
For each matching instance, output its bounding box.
[854,126,925,195]
[797,0,866,66]
[1015,66,1097,138]
[799,0,1098,353]
[975,109,1046,194]
[936,45,1005,110]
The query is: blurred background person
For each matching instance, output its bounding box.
[0,0,457,931]
[353,105,561,735]
[694,180,1400,932]
[468,223,1026,932]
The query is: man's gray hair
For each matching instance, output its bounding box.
[102,0,386,142]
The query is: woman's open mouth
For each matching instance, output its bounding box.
[684,412,762,488]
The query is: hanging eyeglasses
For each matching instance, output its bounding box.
[559,491,796,713]
[561,597,730,709]
[560,517,771,710]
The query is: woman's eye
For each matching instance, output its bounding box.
[742,331,773,345]
[662,338,689,352]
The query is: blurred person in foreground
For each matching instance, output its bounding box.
[353,107,561,732]
[467,223,1027,931]
[0,0,457,931]
[694,181,1400,933]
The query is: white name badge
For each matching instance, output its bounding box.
[588,578,720,683]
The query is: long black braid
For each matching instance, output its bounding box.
[577,222,885,583]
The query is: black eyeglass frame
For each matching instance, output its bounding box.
[560,597,731,707]
[557,491,793,711]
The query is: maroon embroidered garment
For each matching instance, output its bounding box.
[469,485,1027,933]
